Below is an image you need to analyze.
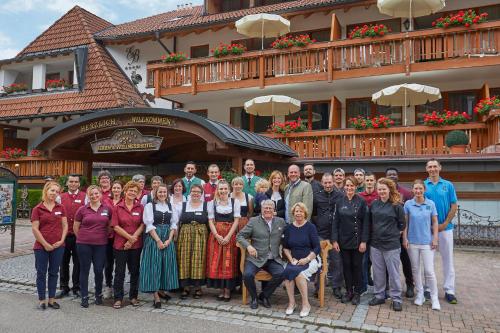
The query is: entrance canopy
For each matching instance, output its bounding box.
[32,108,297,164]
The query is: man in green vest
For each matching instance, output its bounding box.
[182,161,205,198]
[242,158,261,197]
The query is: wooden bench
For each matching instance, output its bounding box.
[237,240,333,307]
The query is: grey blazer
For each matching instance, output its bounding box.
[236,215,286,268]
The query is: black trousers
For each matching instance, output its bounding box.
[243,259,284,300]
[105,238,114,288]
[340,248,363,294]
[113,248,141,301]
[400,239,414,287]
[59,234,80,291]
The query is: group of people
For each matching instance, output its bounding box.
[31,158,458,316]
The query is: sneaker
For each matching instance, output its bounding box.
[351,293,360,305]
[95,295,103,305]
[424,290,431,301]
[405,285,415,298]
[332,287,343,300]
[81,297,89,308]
[431,299,441,311]
[368,297,385,306]
[392,301,402,312]
[341,292,353,304]
[445,293,457,304]
[103,287,112,299]
[414,294,424,306]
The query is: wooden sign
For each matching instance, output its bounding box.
[90,128,163,154]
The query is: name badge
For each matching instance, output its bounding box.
[132,212,140,216]
[74,200,82,203]
[101,212,108,216]
[54,211,62,215]
[195,212,202,216]
[205,194,211,198]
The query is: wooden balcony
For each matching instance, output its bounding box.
[264,123,491,159]
[148,21,500,97]
[0,158,85,182]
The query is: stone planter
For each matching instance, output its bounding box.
[449,145,468,154]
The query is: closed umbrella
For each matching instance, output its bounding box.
[372,83,441,125]
[377,0,446,30]
[235,13,290,49]
[244,95,301,117]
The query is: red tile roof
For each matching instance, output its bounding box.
[0,6,146,119]
[95,0,359,40]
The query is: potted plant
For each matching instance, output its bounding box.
[348,24,390,39]
[0,147,27,159]
[46,79,71,91]
[474,96,500,121]
[348,114,395,130]
[161,52,187,63]
[3,83,28,95]
[432,9,488,29]
[269,118,307,134]
[212,43,246,58]
[445,130,469,154]
[423,111,470,126]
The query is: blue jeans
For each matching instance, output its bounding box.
[77,244,107,299]
[35,247,64,300]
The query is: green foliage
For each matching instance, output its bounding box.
[16,189,42,209]
[221,171,239,184]
[445,130,469,147]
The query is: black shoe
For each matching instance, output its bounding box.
[153,301,161,309]
[405,285,415,298]
[95,295,103,305]
[333,287,342,299]
[81,297,89,308]
[55,289,70,299]
[158,292,171,301]
[368,297,385,306]
[351,293,360,305]
[258,295,271,308]
[72,290,81,298]
[392,301,402,311]
[250,298,258,309]
[424,290,431,301]
[341,292,353,304]
[48,301,61,309]
[38,303,47,310]
[445,293,458,304]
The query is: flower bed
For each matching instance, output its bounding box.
[423,110,470,126]
[46,79,71,90]
[474,96,499,117]
[269,118,307,134]
[348,24,390,39]
[271,34,315,49]
[432,9,488,28]
[212,43,246,58]
[161,52,187,63]
[348,114,395,129]
[3,83,28,94]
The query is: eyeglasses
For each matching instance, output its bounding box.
[191,190,202,194]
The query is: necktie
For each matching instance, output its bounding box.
[247,177,252,187]
[211,183,216,191]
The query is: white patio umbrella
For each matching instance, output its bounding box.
[377,0,446,30]
[244,95,301,117]
[235,13,290,49]
[372,83,441,125]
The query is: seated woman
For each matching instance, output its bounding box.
[282,202,320,318]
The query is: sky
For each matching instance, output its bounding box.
[0,0,203,60]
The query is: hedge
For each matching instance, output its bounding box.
[16,189,42,209]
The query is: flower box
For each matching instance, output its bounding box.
[0,147,27,159]
[46,79,71,90]
[271,34,315,49]
[161,52,187,63]
[432,9,488,29]
[269,118,307,134]
[423,110,470,127]
[474,96,499,119]
[4,83,28,94]
[348,114,395,130]
[212,43,246,58]
[348,24,390,39]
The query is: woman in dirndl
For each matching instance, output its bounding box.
[206,180,241,301]
[139,183,179,309]
[230,177,253,231]
[177,184,209,299]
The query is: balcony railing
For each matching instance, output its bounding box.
[265,123,488,159]
[147,21,500,96]
[0,157,85,178]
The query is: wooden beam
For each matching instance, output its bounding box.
[330,96,341,129]
[330,13,342,41]
[480,82,490,99]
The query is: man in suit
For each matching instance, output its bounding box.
[284,164,313,224]
[237,200,285,309]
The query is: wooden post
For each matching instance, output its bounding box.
[154,69,160,98]
[327,48,333,82]
[191,64,197,95]
[480,83,490,99]
[232,157,242,174]
[404,39,411,76]
[330,96,341,129]
[259,54,265,89]
[330,13,341,41]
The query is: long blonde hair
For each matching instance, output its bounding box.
[377,177,401,204]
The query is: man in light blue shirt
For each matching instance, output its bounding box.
[424,159,458,304]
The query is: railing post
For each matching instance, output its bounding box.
[153,69,160,98]
[327,48,333,82]
[259,54,265,89]
[191,64,197,95]
[404,38,411,76]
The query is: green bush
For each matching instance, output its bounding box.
[445,130,469,147]
[16,189,43,209]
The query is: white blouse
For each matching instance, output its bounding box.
[142,202,179,233]
[231,193,253,208]
[184,200,205,212]
[207,199,241,220]
[271,191,282,201]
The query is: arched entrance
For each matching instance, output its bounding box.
[32,108,296,177]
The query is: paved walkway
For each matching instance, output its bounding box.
[1,222,499,333]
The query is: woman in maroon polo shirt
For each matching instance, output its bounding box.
[111,181,144,309]
[31,181,68,310]
[74,185,112,308]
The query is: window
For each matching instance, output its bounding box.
[491,87,500,97]
[415,99,444,124]
[191,44,209,59]
[414,4,500,30]
[221,0,250,12]
[45,73,60,81]
[232,37,275,51]
[448,91,478,120]
[286,101,330,130]
[482,4,500,21]
[68,70,74,85]
[190,109,208,118]
[309,29,330,43]
[346,98,402,126]
[230,107,272,132]
[377,105,403,125]
[346,18,401,36]
[413,13,442,30]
